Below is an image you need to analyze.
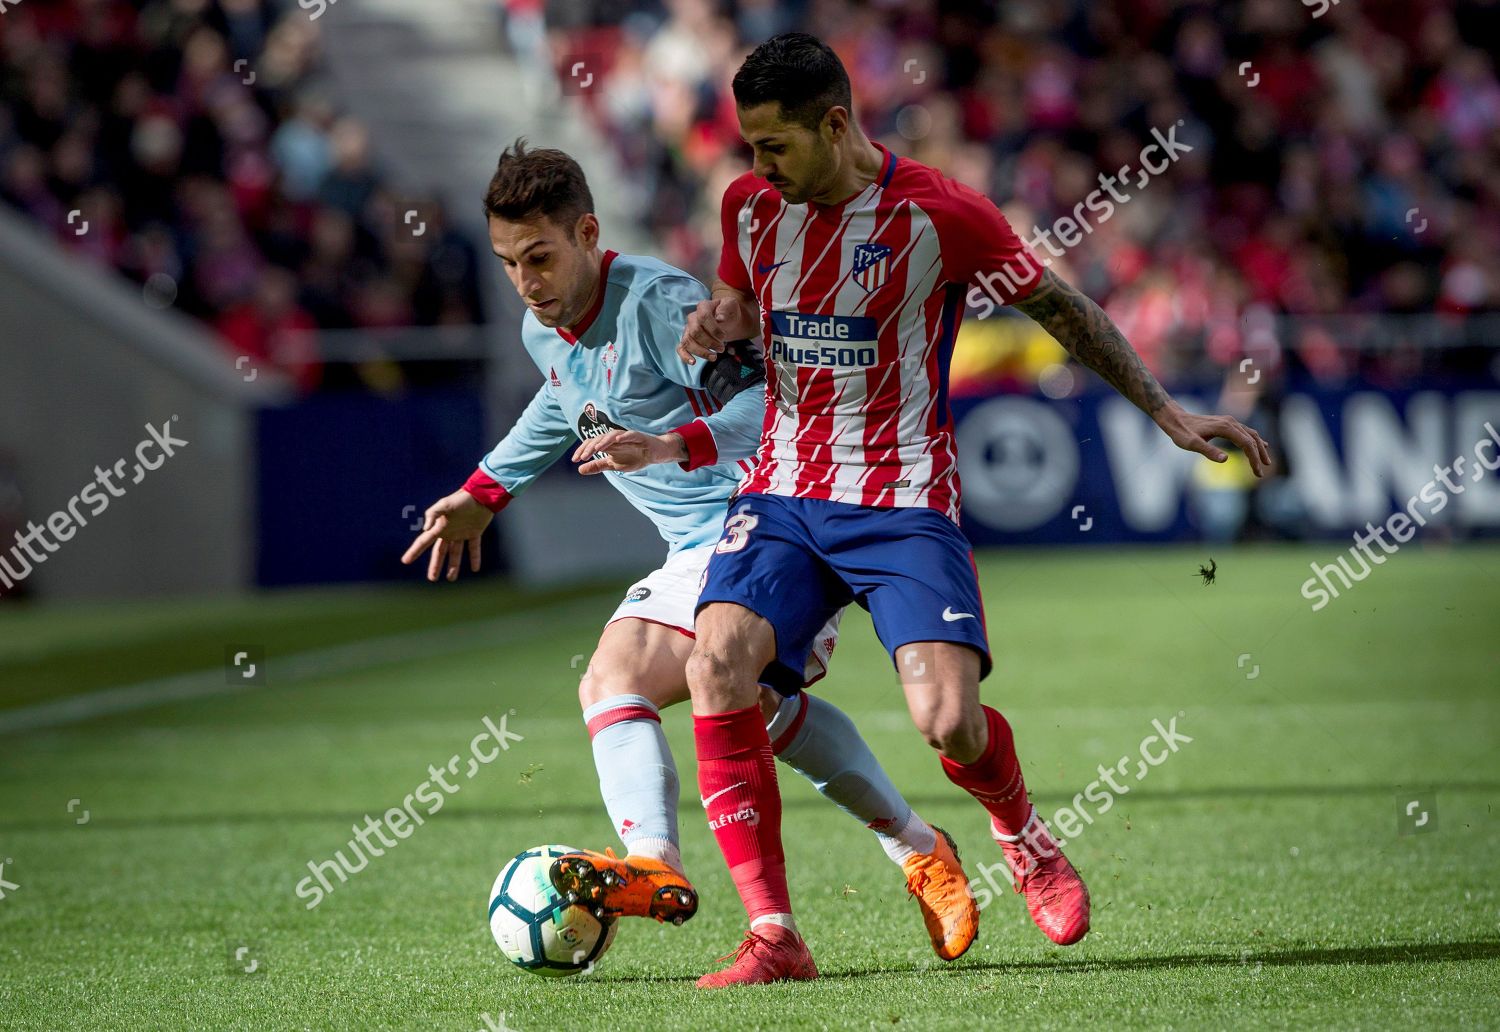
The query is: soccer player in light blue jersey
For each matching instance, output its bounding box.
[401,142,977,950]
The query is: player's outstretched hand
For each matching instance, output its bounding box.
[1153,401,1274,477]
[572,430,683,474]
[400,488,494,582]
[678,296,748,365]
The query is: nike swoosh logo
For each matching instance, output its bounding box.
[756,260,788,275]
[942,607,976,622]
[700,781,746,809]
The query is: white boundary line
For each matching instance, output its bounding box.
[0,595,607,736]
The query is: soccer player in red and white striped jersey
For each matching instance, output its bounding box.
[673,33,1273,987]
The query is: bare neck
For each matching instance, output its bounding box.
[810,129,886,207]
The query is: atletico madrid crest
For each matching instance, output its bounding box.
[852,242,891,293]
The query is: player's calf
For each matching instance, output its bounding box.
[766,691,979,959]
[935,703,1091,945]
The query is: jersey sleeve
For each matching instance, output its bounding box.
[634,272,766,470]
[673,386,765,469]
[928,178,1044,305]
[466,383,575,510]
[716,175,757,294]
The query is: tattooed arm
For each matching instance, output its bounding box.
[1013,269,1273,475]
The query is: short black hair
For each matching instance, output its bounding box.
[483,138,593,229]
[732,33,852,131]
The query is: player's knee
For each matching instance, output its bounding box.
[687,605,772,709]
[684,644,731,692]
[577,661,650,710]
[911,697,985,760]
[576,663,610,710]
[684,642,753,711]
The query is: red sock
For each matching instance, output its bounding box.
[940,705,1032,835]
[694,706,790,922]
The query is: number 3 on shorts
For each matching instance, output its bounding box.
[716,512,759,554]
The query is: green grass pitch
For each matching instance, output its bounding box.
[1,544,1497,1030]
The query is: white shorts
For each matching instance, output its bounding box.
[606,543,839,687]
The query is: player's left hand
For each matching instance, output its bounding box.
[571,430,685,474]
[1153,401,1274,476]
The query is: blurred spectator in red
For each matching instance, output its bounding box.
[215,264,321,392]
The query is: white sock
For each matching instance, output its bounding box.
[583,694,680,860]
[627,835,684,875]
[992,805,1039,842]
[750,912,798,935]
[768,692,929,866]
[877,809,939,865]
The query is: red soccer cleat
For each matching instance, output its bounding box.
[695,924,819,988]
[996,806,1091,946]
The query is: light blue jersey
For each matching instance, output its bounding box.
[479,251,765,553]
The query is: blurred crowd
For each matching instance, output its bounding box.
[533,0,1500,392]
[0,0,484,392]
[5,0,1496,398]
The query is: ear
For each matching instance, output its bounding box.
[823,105,850,144]
[575,212,600,249]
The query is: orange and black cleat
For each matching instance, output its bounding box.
[549,848,699,925]
[902,824,980,960]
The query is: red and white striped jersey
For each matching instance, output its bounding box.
[718,143,1042,522]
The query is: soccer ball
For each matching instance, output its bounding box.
[488,844,616,977]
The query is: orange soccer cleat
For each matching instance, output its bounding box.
[548,848,698,925]
[695,924,819,989]
[996,807,1091,946]
[901,825,980,960]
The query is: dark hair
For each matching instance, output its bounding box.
[483,139,594,228]
[732,33,852,130]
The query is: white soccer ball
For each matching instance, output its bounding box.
[488,844,616,977]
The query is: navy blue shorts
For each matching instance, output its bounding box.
[696,493,991,694]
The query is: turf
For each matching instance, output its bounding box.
[0,544,1496,1031]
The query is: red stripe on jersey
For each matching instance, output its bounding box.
[920,286,966,519]
[739,346,781,498]
[683,387,703,417]
[790,205,857,499]
[851,194,917,505]
[749,192,790,264]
